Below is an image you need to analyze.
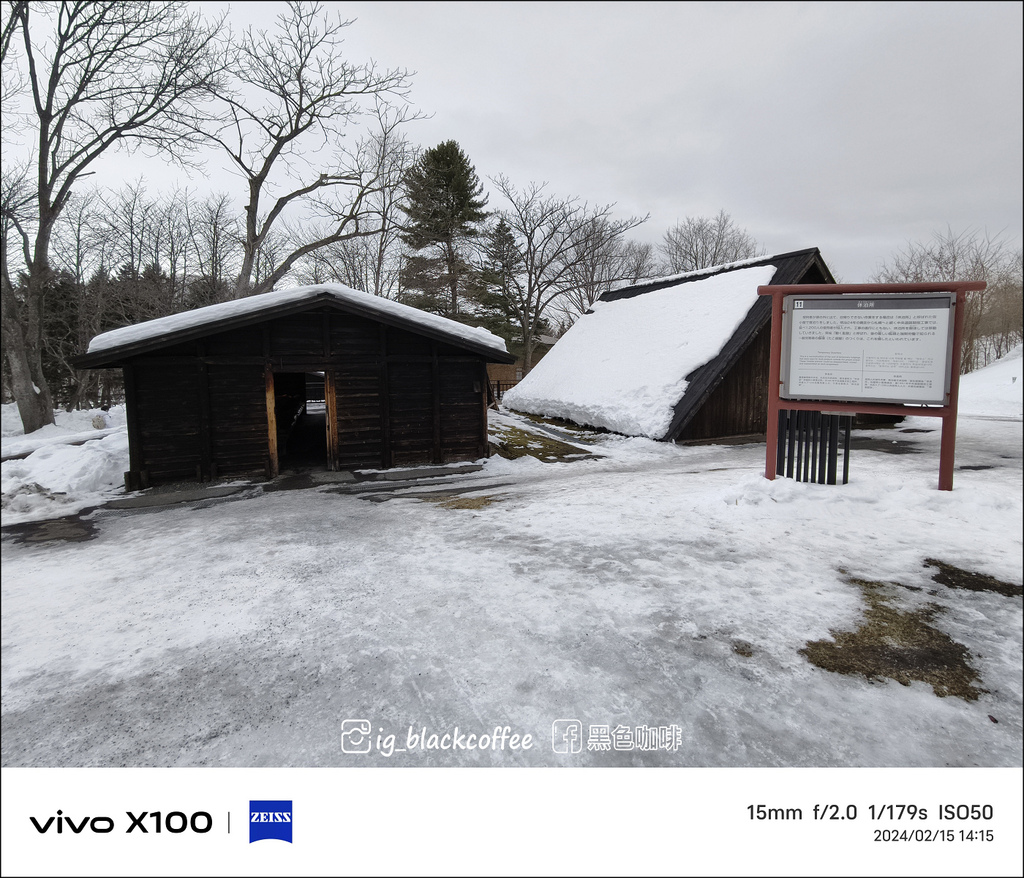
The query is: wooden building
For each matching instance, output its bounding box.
[74,285,516,488]
[503,249,844,442]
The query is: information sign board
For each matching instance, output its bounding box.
[780,294,956,404]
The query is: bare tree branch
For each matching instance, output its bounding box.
[2,0,228,431]
[210,2,418,297]
[490,175,646,370]
[660,210,763,274]
[874,226,1022,372]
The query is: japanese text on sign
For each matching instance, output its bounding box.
[781,294,955,404]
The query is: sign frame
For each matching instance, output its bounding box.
[758,282,985,491]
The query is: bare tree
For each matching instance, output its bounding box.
[660,210,763,275]
[296,233,401,298]
[491,175,646,371]
[621,240,659,285]
[873,227,1022,372]
[73,182,181,330]
[209,1,416,298]
[981,249,1023,359]
[46,189,102,408]
[0,166,34,403]
[295,128,415,298]
[556,221,657,324]
[182,190,241,307]
[1,0,226,432]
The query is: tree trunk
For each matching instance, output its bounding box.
[520,314,536,373]
[2,312,54,432]
[65,369,96,412]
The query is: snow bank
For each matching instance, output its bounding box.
[1,404,129,523]
[502,265,777,437]
[957,343,1022,418]
[1,430,129,521]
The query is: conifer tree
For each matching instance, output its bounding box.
[400,140,488,318]
[476,218,528,351]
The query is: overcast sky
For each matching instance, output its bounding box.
[271,0,1023,282]
[78,1,1024,282]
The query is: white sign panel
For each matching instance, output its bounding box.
[781,294,955,404]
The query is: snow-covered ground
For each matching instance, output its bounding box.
[1,348,1021,767]
[1,403,128,525]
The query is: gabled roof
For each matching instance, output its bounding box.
[74,284,516,368]
[502,248,834,439]
[661,248,833,440]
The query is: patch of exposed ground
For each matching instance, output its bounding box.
[800,576,987,701]
[924,559,1023,598]
[488,423,595,463]
[430,494,501,510]
[1,515,98,544]
[515,411,607,435]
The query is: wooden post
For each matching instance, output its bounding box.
[197,343,212,481]
[378,325,392,469]
[763,291,785,480]
[122,363,144,481]
[265,365,279,478]
[431,342,442,464]
[480,360,490,458]
[324,369,338,471]
[938,288,967,491]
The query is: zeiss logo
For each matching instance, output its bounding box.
[249,800,292,844]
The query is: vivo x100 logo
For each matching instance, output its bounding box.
[30,810,213,834]
[249,800,292,843]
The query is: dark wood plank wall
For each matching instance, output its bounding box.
[385,360,432,466]
[208,365,269,478]
[335,364,385,468]
[439,359,487,461]
[132,361,203,483]
[123,306,491,484]
[677,324,771,441]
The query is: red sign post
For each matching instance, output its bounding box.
[758,282,985,491]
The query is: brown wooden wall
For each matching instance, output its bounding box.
[677,324,771,441]
[128,361,202,484]
[122,306,492,486]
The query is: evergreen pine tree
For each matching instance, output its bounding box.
[400,141,488,318]
[476,218,530,353]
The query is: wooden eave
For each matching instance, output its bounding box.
[73,291,517,369]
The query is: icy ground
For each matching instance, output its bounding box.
[1,349,1021,767]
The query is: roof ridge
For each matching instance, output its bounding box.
[601,248,823,302]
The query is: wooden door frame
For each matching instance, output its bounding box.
[266,367,337,476]
[324,369,339,470]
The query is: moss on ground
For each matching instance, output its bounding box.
[431,494,500,510]
[800,576,987,701]
[924,559,1022,597]
[515,411,606,435]
[489,424,595,463]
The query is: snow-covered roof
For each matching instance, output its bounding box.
[503,265,778,438]
[81,284,512,363]
[607,254,780,292]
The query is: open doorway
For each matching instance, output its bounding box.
[273,371,328,471]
